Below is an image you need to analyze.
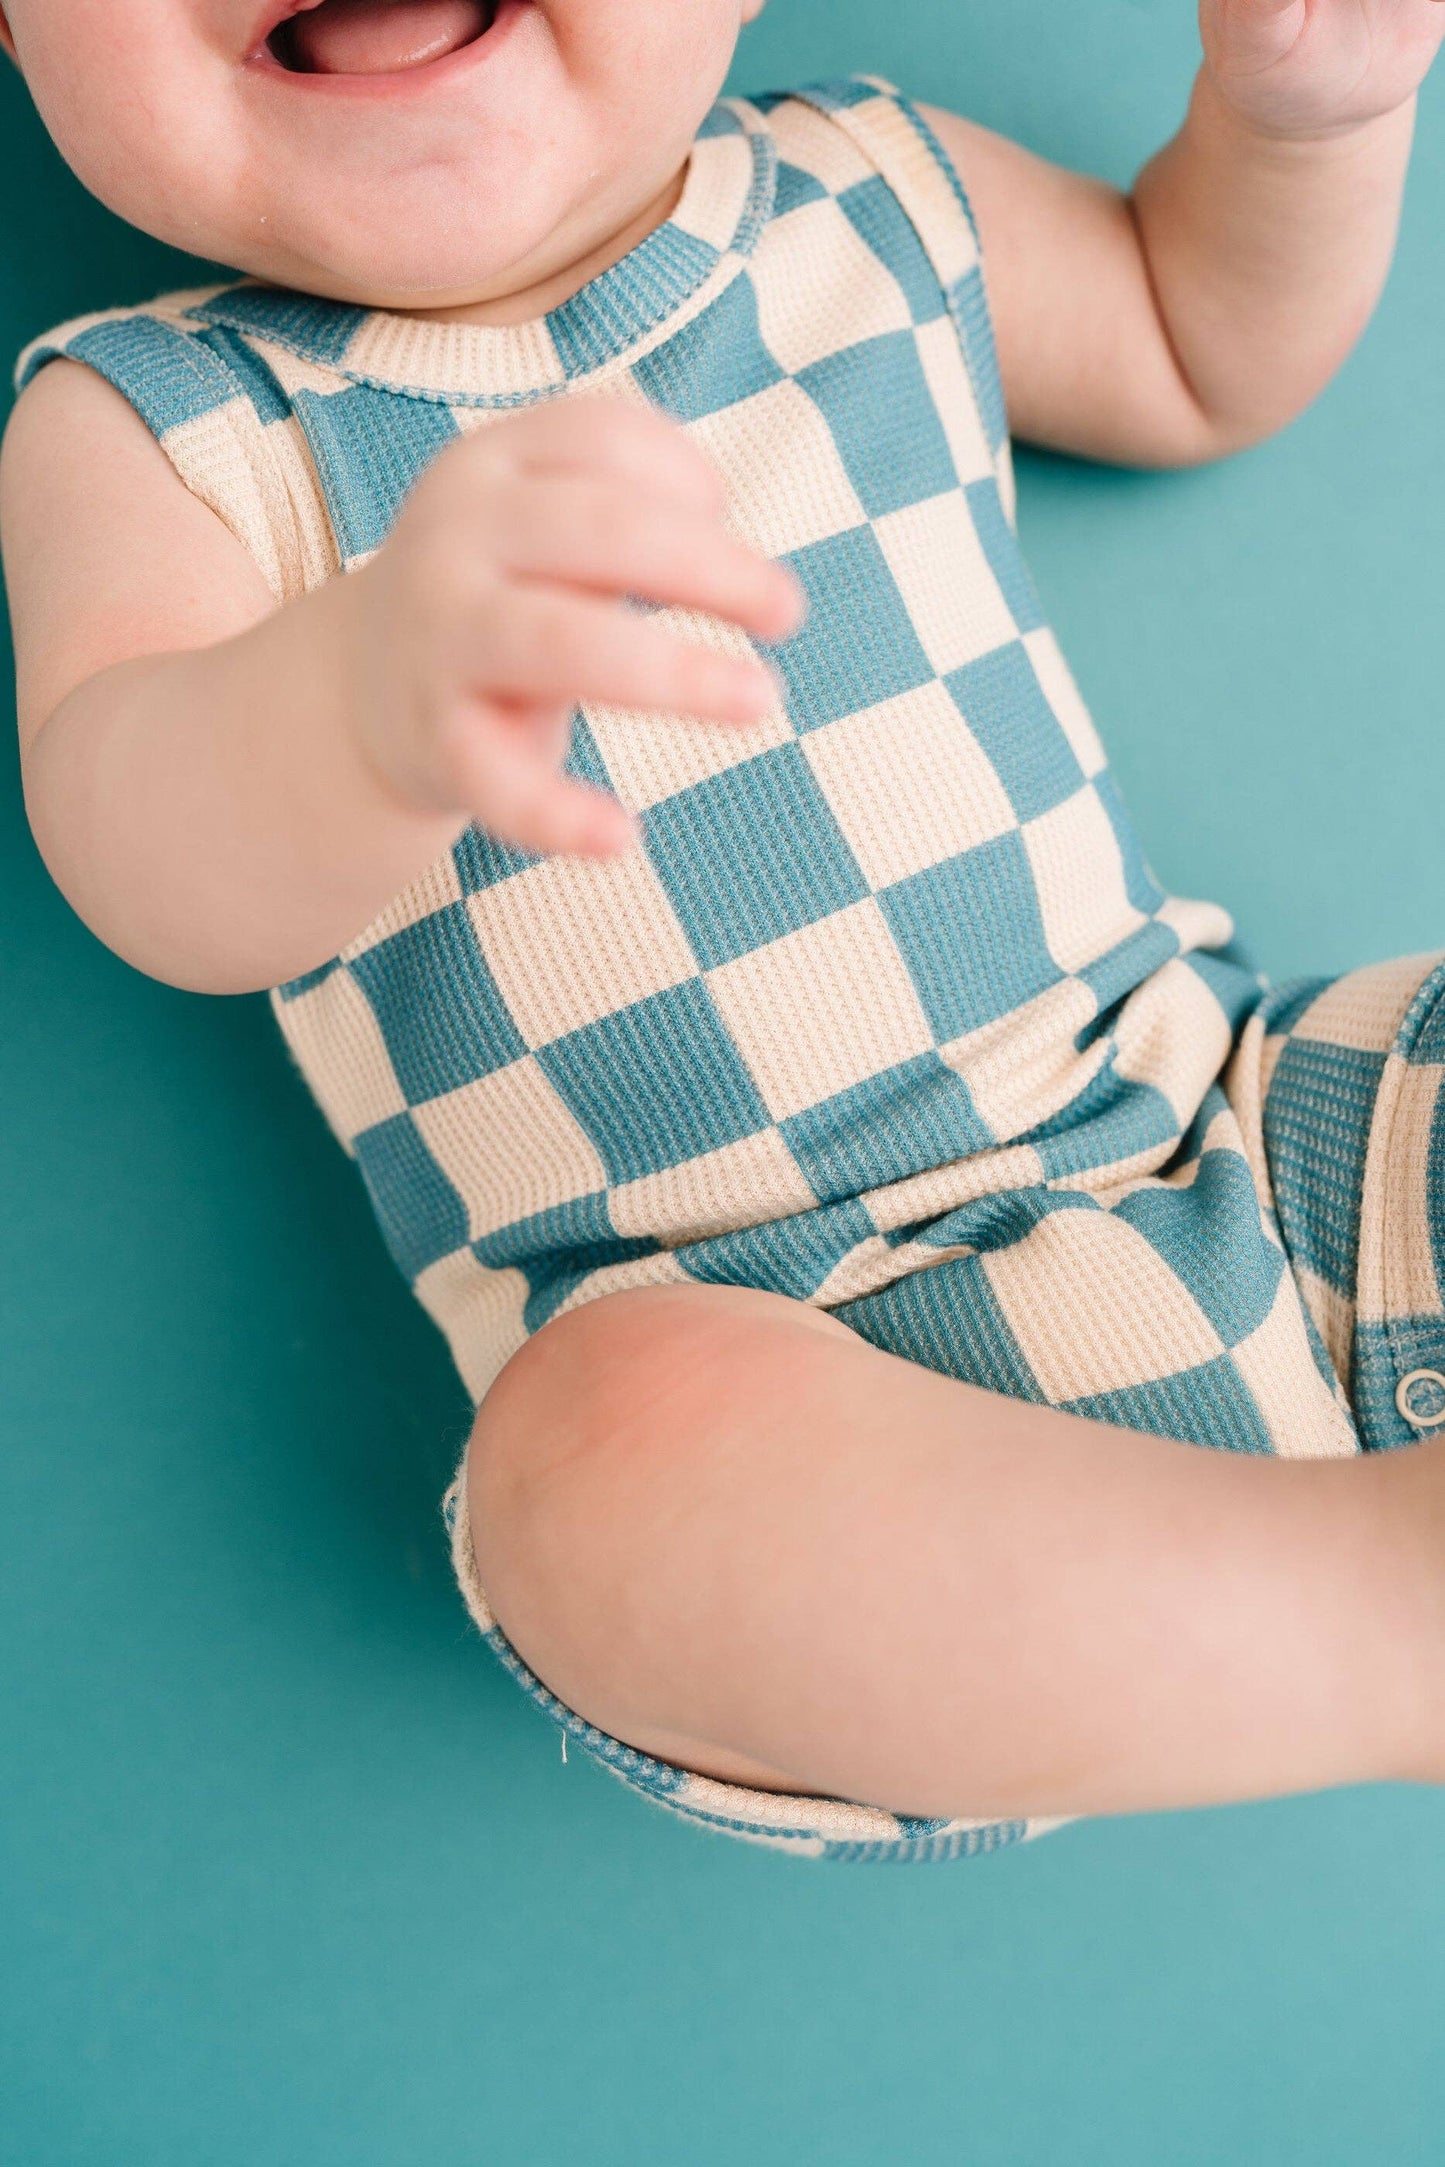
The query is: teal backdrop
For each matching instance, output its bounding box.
[5,5,1445,2161]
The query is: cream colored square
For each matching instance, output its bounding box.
[802,679,1016,888]
[413,1248,530,1407]
[250,342,361,402]
[1375,1059,1445,1321]
[857,93,981,287]
[411,1056,607,1242]
[1354,1050,1407,1327]
[914,315,994,488]
[689,379,869,559]
[1111,957,1237,1128]
[1023,784,1147,975]
[267,415,342,592]
[552,1249,689,1320]
[874,492,1018,677]
[706,899,934,1121]
[997,441,1019,528]
[344,312,565,401]
[1022,629,1107,780]
[583,606,792,811]
[982,1208,1225,1401]
[166,405,289,600]
[938,978,1105,1140]
[768,96,879,196]
[339,844,466,962]
[861,1139,1047,1237]
[1156,893,1238,960]
[672,128,762,252]
[1293,1262,1357,1392]
[752,196,915,375]
[1229,1275,1360,1460]
[467,848,697,1048]
[1289,953,1439,1052]
[810,1231,902,1308]
[270,973,407,1150]
[610,1128,817,1243]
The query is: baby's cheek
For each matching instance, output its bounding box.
[13,3,234,248]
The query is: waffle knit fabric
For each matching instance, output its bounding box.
[20,77,1445,1862]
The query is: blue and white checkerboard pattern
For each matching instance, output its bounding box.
[23,79,1445,1862]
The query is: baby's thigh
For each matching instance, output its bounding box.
[464,1283,859,1779]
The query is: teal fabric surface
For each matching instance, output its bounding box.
[5,3,1445,2159]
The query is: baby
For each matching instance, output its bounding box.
[6,0,1445,1864]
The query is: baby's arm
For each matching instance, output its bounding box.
[2,365,800,995]
[923,0,1444,467]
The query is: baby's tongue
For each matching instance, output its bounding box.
[287,0,489,75]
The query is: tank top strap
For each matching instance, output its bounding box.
[784,75,1014,513]
[14,295,332,601]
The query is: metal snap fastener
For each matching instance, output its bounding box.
[1395,1369,1445,1430]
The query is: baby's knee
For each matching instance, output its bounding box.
[462,1282,847,1723]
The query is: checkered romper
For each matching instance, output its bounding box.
[22,77,1445,1862]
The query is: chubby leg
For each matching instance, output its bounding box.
[465,1283,1445,1821]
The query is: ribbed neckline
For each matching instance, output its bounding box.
[184,97,776,403]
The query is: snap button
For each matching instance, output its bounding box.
[1395,1369,1445,1430]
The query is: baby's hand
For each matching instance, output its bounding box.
[1200,0,1445,139]
[342,399,805,859]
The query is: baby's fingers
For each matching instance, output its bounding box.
[490,396,730,517]
[496,474,805,643]
[477,586,781,725]
[449,700,635,859]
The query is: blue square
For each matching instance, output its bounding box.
[1264,1038,1384,1296]
[1257,976,1338,1040]
[879,832,1062,1041]
[189,286,368,364]
[537,980,770,1183]
[1022,1057,1179,1182]
[353,1112,469,1282]
[781,1053,994,1203]
[291,384,459,561]
[643,743,868,969]
[795,76,889,114]
[1065,1355,1274,1456]
[696,102,746,140]
[549,227,718,377]
[775,160,830,216]
[835,1249,1044,1399]
[679,1194,877,1302]
[452,825,540,894]
[472,1188,616,1273]
[837,177,947,327]
[1114,1147,1286,1349]
[632,273,785,423]
[274,956,344,1003]
[349,904,528,1106]
[472,1192,659,1335]
[1187,949,1271,1035]
[797,330,958,519]
[945,643,1084,822]
[1078,919,1180,1017]
[1409,971,1445,1064]
[63,317,235,437]
[194,324,291,426]
[950,270,1009,458]
[777,526,935,731]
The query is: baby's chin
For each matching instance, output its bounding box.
[223,218,559,313]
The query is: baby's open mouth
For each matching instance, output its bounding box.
[267,0,498,76]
